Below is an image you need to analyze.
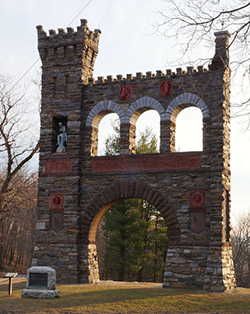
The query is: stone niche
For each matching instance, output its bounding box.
[21,266,60,299]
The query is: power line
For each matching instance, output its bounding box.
[10,59,40,92]
[68,0,93,26]
[9,0,93,93]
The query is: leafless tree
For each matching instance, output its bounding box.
[1,171,37,272]
[0,74,40,270]
[155,0,250,121]
[231,212,250,287]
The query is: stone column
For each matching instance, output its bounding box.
[160,120,171,153]
[160,120,175,153]
[120,123,130,155]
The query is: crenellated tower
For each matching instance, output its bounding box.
[36,19,101,156]
[37,19,101,84]
[34,20,101,283]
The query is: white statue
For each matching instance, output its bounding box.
[56,122,67,153]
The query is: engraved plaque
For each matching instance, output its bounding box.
[190,212,206,234]
[51,213,63,232]
[29,273,48,288]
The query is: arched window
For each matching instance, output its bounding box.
[167,93,209,152]
[175,107,202,152]
[136,110,160,154]
[86,101,124,156]
[127,97,163,154]
[98,113,120,156]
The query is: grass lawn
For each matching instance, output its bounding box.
[0,279,249,313]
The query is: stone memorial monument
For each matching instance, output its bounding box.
[21,266,59,299]
[33,19,236,291]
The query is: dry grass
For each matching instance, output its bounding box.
[0,279,249,314]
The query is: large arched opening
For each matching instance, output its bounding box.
[96,198,168,282]
[79,180,180,284]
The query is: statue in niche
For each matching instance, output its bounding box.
[56,122,67,153]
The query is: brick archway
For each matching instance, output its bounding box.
[79,179,180,245]
[78,179,180,284]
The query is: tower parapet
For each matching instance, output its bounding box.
[211,30,230,70]
[36,19,101,83]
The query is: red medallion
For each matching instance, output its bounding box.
[160,80,172,97]
[119,85,132,100]
[50,193,64,213]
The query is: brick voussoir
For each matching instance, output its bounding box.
[142,185,153,202]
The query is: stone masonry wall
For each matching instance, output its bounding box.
[34,21,235,291]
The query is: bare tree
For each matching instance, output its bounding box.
[0,74,40,270]
[231,212,250,287]
[155,0,250,120]
[1,170,37,272]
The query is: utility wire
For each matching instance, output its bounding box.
[9,0,93,93]
[68,0,93,26]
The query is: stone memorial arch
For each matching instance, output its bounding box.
[33,19,236,291]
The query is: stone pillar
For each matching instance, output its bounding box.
[163,246,210,290]
[90,127,98,156]
[78,243,89,283]
[170,121,176,152]
[160,120,171,153]
[88,244,100,283]
[120,123,130,155]
[160,120,175,153]
[129,123,136,154]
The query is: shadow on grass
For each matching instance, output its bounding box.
[0,283,202,312]
[0,281,250,314]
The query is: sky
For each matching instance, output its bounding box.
[0,0,249,225]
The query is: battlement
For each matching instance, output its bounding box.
[37,20,101,83]
[86,65,209,85]
[36,19,101,68]
[36,19,101,51]
[85,30,230,86]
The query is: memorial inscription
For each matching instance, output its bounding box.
[29,273,48,288]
